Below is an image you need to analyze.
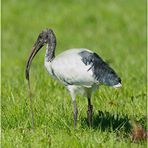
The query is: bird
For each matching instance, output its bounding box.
[26,28,122,128]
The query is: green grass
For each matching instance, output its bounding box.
[2,0,147,147]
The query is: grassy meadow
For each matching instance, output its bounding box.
[2,0,147,147]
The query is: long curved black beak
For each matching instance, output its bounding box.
[25,40,44,80]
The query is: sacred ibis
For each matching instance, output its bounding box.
[26,29,122,128]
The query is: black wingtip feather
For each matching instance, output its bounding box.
[79,51,121,86]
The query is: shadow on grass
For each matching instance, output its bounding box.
[92,110,131,132]
[81,110,146,134]
[81,111,147,139]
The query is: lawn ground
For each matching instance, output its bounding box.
[2,0,147,147]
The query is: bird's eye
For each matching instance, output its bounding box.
[38,35,42,40]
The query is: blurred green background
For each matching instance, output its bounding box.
[2,0,146,147]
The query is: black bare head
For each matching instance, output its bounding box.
[25,29,56,80]
[35,29,55,45]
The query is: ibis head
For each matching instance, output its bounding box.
[25,29,54,80]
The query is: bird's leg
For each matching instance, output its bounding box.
[68,86,78,128]
[73,100,78,128]
[87,97,93,127]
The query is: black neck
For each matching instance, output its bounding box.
[45,31,56,62]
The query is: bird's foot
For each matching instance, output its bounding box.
[87,105,93,127]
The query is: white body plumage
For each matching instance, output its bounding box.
[44,48,99,100]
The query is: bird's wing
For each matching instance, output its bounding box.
[51,48,120,86]
[78,50,121,86]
